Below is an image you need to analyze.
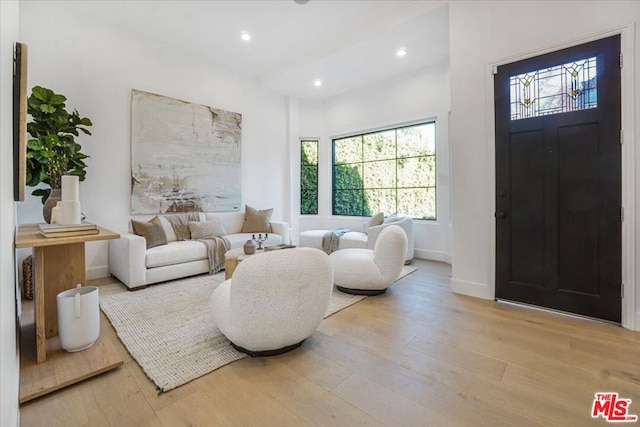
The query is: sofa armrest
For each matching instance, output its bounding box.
[270,221,290,244]
[109,232,147,289]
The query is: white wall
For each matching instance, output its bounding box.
[449,1,640,329]
[0,1,20,425]
[17,2,289,279]
[296,64,452,261]
[292,98,326,239]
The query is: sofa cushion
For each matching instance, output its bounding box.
[188,220,227,239]
[145,241,208,268]
[242,205,273,233]
[131,217,168,249]
[205,212,244,234]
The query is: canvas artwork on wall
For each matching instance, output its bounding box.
[131,90,242,214]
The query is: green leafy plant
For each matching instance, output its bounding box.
[26,86,92,203]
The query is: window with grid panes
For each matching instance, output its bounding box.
[332,122,436,220]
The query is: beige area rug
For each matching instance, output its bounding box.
[99,265,417,392]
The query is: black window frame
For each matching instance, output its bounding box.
[331,122,436,220]
[300,139,319,215]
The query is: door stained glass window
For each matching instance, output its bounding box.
[510,57,597,120]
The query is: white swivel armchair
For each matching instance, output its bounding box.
[365,216,414,262]
[210,247,333,357]
[329,225,408,295]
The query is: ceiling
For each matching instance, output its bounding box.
[62,0,450,100]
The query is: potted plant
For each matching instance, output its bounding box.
[26,86,92,222]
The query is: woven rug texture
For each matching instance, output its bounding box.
[99,265,417,392]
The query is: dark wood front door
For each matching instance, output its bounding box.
[494,35,621,322]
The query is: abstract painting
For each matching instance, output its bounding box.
[131,90,241,214]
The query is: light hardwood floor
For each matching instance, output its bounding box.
[20,259,640,426]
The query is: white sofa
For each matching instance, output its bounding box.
[299,215,414,263]
[109,211,289,290]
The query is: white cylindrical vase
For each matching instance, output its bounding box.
[51,201,62,224]
[60,200,82,225]
[57,285,100,352]
[61,175,79,201]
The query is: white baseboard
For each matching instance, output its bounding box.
[633,312,640,332]
[450,278,493,300]
[415,249,452,265]
[86,266,110,281]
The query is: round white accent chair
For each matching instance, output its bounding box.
[210,247,333,357]
[329,225,408,296]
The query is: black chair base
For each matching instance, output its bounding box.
[336,286,387,296]
[230,339,305,357]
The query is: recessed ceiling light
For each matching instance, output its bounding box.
[396,48,407,57]
[313,79,322,87]
[241,31,251,42]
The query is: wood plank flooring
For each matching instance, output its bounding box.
[19,259,640,426]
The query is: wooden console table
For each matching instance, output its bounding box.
[15,223,123,402]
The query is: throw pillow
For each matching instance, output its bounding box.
[189,220,227,239]
[241,205,273,233]
[365,212,384,233]
[131,217,168,249]
[154,215,177,242]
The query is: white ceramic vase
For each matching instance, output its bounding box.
[243,239,256,254]
[56,286,100,352]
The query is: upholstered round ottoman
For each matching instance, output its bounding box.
[298,230,326,250]
[299,229,368,252]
